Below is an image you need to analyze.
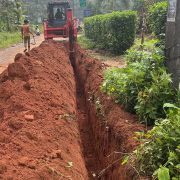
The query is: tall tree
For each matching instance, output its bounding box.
[102,0,130,13]
[0,0,25,31]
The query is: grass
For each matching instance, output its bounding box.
[77,34,96,49]
[0,31,22,49]
[132,34,157,51]
[0,23,44,49]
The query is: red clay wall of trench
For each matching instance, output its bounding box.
[0,40,89,180]
[74,42,145,180]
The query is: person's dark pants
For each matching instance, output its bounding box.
[24,36,30,51]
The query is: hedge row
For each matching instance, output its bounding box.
[84,11,137,54]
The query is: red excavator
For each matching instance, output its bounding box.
[43,2,77,67]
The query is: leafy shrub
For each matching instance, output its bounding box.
[84,10,137,54]
[132,105,180,179]
[101,47,175,124]
[135,69,174,124]
[125,48,152,64]
[147,1,167,44]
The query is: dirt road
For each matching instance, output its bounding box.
[0,35,45,73]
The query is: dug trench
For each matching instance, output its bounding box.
[0,40,145,180]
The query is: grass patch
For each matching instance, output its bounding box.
[77,34,96,49]
[132,34,157,51]
[0,31,22,49]
[0,23,44,49]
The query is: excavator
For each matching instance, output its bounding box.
[43,2,77,67]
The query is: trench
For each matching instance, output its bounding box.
[76,77,99,179]
[72,42,141,180]
[0,40,144,179]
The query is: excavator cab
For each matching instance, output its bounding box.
[47,2,70,28]
[43,2,77,40]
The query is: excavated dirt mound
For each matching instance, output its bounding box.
[0,40,146,180]
[0,40,88,180]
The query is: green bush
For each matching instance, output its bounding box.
[84,10,137,54]
[101,47,175,124]
[135,69,174,123]
[84,16,94,39]
[132,105,180,179]
[147,1,168,43]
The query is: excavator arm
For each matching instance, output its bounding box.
[67,8,77,68]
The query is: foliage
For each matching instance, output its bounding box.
[77,34,96,49]
[21,0,47,24]
[132,0,166,36]
[147,1,167,44]
[0,0,25,32]
[102,0,130,13]
[132,36,158,51]
[135,69,174,124]
[131,105,180,179]
[84,10,137,54]
[158,167,170,180]
[0,31,22,48]
[85,0,103,16]
[101,46,175,124]
[85,0,130,15]
[132,0,166,12]
[0,23,42,49]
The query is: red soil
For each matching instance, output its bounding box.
[74,43,146,180]
[0,40,88,180]
[0,40,146,180]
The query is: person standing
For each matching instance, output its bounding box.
[21,20,34,52]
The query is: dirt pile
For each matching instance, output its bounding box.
[0,40,88,180]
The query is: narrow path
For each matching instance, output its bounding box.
[76,79,99,180]
[0,35,44,73]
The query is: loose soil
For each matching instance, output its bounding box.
[0,40,146,180]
